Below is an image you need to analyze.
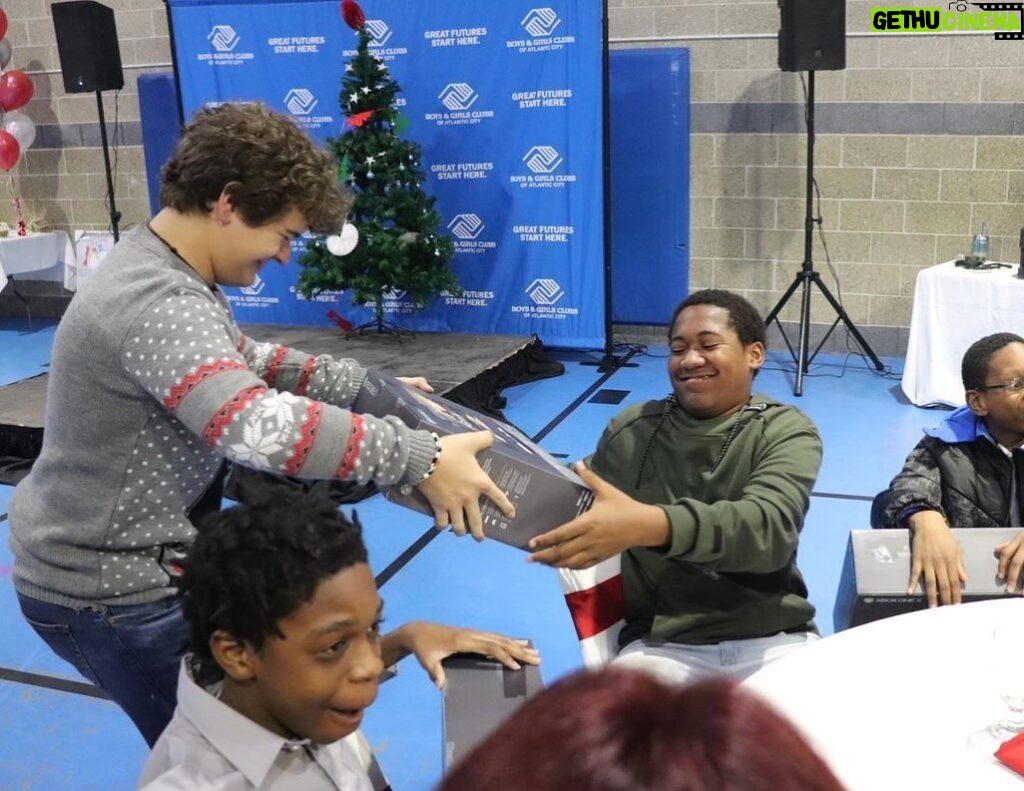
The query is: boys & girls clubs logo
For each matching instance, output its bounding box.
[871,3,1023,38]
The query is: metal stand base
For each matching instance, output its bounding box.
[580,353,639,372]
[765,267,883,397]
[766,71,883,397]
[6,274,32,327]
[344,317,416,342]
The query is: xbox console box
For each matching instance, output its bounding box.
[441,648,544,769]
[833,527,1021,631]
[353,370,594,547]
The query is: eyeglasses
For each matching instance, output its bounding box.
[976,377,1024,393]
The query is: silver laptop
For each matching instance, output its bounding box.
[833,528,1022,631]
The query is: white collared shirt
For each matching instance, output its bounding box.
[137,658,374,791]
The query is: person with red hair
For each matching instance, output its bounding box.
[437,667,846,791]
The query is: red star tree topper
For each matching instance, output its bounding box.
[341,0,365,30]
[297,0,459,327]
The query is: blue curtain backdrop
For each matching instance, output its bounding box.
[166,0,605,349]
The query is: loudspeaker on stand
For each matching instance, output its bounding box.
[52,1,124,94]
[778,0,846,72]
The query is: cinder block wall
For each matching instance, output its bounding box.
[7,0,1023,346]
[0,0,167,316]
[12,0,167,230]
[611,0,1024,354]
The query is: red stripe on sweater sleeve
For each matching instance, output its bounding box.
[201,385,267,445]
[294,357,317,397]
[334,413,366,479]
[285,402,323,476]
[163,359,249,413]
[262,346,290,388]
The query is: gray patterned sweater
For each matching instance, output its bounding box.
[10,225,436,607]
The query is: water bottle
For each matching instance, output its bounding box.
[972,221,990,261]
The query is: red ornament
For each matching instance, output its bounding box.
[347,110,374,128]
[0,131,19,170]
[341,0,365,30]
[0,70,34,112]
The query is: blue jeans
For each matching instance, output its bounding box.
[17,592,188,747]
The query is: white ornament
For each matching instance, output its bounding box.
[326,223,360,256]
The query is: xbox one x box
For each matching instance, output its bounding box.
[353,370,594,548]
[832,527,1021,632]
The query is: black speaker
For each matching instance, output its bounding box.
[778,0,846,72]
[52,1,124,93]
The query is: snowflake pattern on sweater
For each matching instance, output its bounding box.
[9,225,436,607]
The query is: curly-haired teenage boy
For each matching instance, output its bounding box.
[138,491,538,790]
[10,102,514,746]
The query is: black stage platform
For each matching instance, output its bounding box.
[0,327,563,486]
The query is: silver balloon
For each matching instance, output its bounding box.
[0,39,12,70]
[3,110,35,151]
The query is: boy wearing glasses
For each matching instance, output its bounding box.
[875,332,1024,606]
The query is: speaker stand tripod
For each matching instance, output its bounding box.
[764,71,883,396]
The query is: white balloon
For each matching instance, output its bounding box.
[3,110,35,151]
[326,222,359,256]
[0,39,11,71]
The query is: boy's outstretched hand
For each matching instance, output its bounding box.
[396,376,434,393]
[527,463,670,569]
[382,621,540,689]
[417,431,515,540]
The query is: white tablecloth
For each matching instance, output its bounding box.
[744,598,1024,790]
[902,260,1024,406]
[0,230,76,293]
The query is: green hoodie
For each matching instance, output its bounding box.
[588,393,823,647]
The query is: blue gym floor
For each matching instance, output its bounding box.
[0,317,943,789]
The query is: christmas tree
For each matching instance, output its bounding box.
[298,0,458,336]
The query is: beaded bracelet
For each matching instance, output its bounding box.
[421,431,442,480]
[400,432,442,495]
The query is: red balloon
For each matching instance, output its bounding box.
[0,131,20,170]
[0,70,33,112]
[0,9,7,42]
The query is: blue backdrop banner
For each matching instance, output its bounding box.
[166,0,605,348]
